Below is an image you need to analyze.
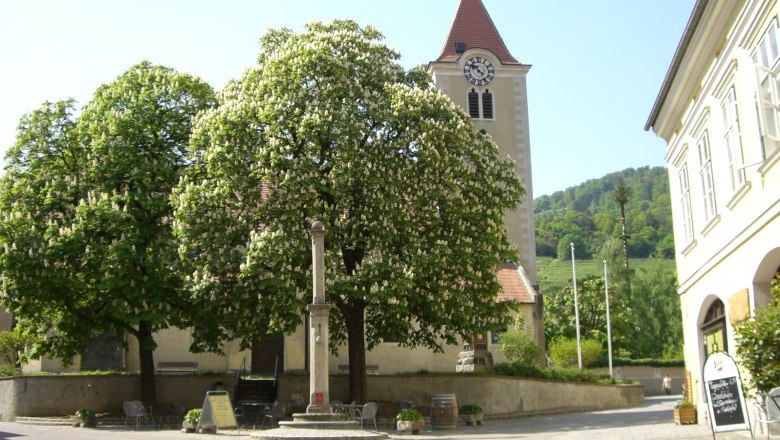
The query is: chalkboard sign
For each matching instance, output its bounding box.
[707,377,744,426]
[702,351,751,434]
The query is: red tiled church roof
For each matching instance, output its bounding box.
[436,0,519,64]
[496,263,535,303]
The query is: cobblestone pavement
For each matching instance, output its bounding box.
[0,396,759,440]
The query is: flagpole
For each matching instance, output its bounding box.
[604,260,613,378]
[571,243,582,369]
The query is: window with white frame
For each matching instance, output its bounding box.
[678,165,694,245]
[753,18,780,160]
[467,87,495,120]
[721,87,746,192]
[697,131,717,222]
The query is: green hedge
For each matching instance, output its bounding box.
[488,362,630,385]
[590,357,684,368]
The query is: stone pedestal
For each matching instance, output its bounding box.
[456,350,493,373]
[307,303,331,414]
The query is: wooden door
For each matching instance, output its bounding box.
[251,335,284,375]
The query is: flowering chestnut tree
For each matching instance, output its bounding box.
[0,62,215,403]
[173,21,523,402]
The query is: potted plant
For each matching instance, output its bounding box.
[673,400,697,425]
[73,408,96,428]
[396,408,424,434]
[459,404,484,426]
[182,408,201,433]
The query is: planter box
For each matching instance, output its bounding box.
[674,407,697,425]
[461,413,483,426]
[397,419,424,434]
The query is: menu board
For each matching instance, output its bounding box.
[706,377,745,426]
[198,390,237,432]
[702,351,751,434]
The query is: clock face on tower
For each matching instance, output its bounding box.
[463,56,495,86]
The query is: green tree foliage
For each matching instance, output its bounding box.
[543,255,682,359]
[0,329,33,366]
[499,315,543,366]
[0,62,215,403]
[535,167,672,259]
[544,276,612,343]
[736,277,780,394]
[549,337,602,368]
[172,21,523,402]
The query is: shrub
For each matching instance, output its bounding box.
[459,404,483,415]
[736,278,780,393]
[676,400,694,409]
[590,357,684,368]
[75,408,94,419]
[488,361,619,385]
[184,408,202,425]
[499,314,543,366]
[549,337,602,368]
[396,408,423,421]
[0,364,20,377]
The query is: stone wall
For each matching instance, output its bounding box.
[278,374,644,418]
[0,374,235,421]
[0,373,642,421]
[591,365,685,396]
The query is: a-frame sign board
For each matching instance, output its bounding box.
[197,390,238,434]
[702,351,752,439]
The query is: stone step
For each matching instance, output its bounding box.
[250,426,388,440]
[279,420,360,430]
[14,417,73,426]
[291,413,349,422]
[15,416,128,427]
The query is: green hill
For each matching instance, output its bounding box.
[536,256,676,294]
[534,166,674,260]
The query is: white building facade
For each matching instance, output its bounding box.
[646,0,780,413]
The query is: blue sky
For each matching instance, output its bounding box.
[0,0,694,197]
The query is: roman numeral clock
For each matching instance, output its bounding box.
[463,56,495,86]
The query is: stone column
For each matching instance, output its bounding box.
[307,221,331,414]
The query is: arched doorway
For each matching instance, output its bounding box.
[701,299,727,356]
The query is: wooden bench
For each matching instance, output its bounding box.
[338,364,379,374]
[157,361,198,375]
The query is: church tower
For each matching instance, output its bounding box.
[429,0,537,285]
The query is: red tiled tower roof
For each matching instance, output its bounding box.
[436,0,518,64]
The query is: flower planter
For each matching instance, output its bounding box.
[181,420,197,433]
[73,415,97,428]
[460,412,483,426]
[674,407,697,425]
[397,419,424,434]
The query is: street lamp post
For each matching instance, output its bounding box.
[604,260,613,378]
[571,243,582,369]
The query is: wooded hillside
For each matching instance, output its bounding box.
[534,166,673,259]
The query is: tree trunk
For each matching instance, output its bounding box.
[344,302,367,403]
[137,320,156,404]
[619,205,630,271]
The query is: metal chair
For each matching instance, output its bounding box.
[263,401,287,429]
[123,401,151,428]
[755,386,780,439]
[331,400,345,417]
[353,402,378,431]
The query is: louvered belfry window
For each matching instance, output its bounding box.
[468,88,480,118]
[482,89,493,119]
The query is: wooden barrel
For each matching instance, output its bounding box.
[430,394,458,429]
